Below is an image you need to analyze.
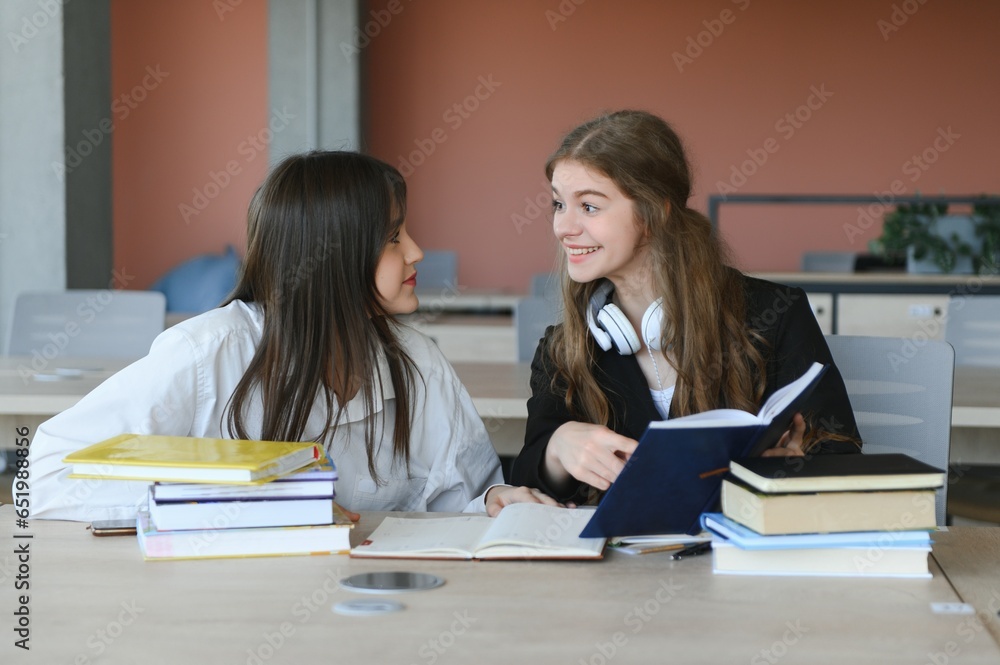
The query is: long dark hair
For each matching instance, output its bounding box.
[545,110,767,421]
[224,151,417,482]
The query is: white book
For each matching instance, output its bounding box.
[148,494,336,531]
[136,507,354,560]
[351,504,606,560]
[711,540,931,578]
[150,466,337,502]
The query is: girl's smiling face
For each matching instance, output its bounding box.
[551,160,649,289]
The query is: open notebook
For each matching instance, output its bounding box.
[351,504,605,560]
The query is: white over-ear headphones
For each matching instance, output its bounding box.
[586,281,664,355]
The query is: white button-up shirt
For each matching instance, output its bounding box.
[27,301,503,522]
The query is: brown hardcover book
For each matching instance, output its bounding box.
[721,478,936,535]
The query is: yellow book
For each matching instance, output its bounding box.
[63,434,321,484]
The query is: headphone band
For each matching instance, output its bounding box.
[586,281,663,355]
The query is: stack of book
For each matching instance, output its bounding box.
[701,453,946,578]
[63,434,354,560]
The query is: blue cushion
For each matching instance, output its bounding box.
[151,246,241,313]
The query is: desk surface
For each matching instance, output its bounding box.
[2,505,999,664]
[414,288,523,313]
[1,358,997,429]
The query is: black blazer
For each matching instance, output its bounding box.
[510,274,862,504]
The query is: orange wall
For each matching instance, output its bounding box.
[111,1,1000,292]
[111,0,267,289]
[366,0,1000,290]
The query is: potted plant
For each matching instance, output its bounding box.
[871,199,1000,275]
[973,200,1000,274]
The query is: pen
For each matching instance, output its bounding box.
[630,543,690,555]
[668,541,712,560]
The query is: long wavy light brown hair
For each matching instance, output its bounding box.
[223,151,417,482]
[546,110,767,423]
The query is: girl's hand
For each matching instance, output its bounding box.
[484,485,566,517]
[761,412,806,457]
[335,501,361,522]
[544,422,639,491]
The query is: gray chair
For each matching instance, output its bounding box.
[825,335,954,525]
[515,296,560,363]
[417,250,458,290]
[6,290,166,359]
[802,251,857,273]
[530,271,559,298]
[943,295,1000,523]
[944,295,1000,367]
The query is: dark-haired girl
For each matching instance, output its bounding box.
[29,151,552,521]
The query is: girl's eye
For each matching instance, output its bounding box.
[552,200,564,212]
[583,203,598,213]
[390,232,401,244]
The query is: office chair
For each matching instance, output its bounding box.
[150,245,240,314]
[944,295,1000,367]
[943,295,1000,523]
[515,296,560,364]
[6,290,166,360]
[1,289,166,473]
[801,251,857,273]
[825,335,954,525]
[416,250,458,291]
[530,272,560,301]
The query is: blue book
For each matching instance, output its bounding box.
[579,363,828,538]
[700,512,932,550]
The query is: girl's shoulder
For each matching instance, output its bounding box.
[162,300,264,353]
[389,320,451,368]
[736,272,809,312]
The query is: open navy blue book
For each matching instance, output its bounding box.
[580,362,829,538]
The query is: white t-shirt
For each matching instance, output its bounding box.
[26,300,503,522]
[650,385,676,421]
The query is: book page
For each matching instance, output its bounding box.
[757,362,825,422]
[475,504,602,556]
[647,409,761,429]
[353,516,492,558]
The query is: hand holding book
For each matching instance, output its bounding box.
[579,363,830,538]
[760,413,807,458]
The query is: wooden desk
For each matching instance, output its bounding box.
[931,528,1000,647]
[0,359,523,420]
[414,288,522,314]
[2,505,999,664]
[2,358,995,460]
[952,367,1000,429]
[401,315,516,364]
[452,362,531,420]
